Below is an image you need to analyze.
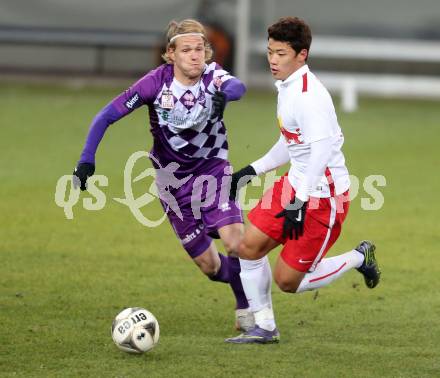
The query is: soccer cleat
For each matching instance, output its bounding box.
[235,308,255,332]
[225,325,280,344]
[355,240,381,288]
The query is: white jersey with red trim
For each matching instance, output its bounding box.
[275,64,350,199]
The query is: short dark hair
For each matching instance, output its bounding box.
[268,17,312,57]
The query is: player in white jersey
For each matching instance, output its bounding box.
[226,17,381,344]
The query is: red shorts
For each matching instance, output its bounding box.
[248,174,350,272]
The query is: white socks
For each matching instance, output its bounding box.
[238,250,364,330]
[296,250,364,293]
[239,256,276,331]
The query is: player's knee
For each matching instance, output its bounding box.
[194,257,220,277]
[239,239,270,260]
[222,237,240,256]
[204,258,221,276]
[275,279,298,293]
[274,274,300,293]
[220,226,243,256]
[203,267,215,277]
[238,239,260,260]
[201,264,219,277]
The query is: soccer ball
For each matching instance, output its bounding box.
[111,307,160,354]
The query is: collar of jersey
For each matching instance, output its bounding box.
[173,77,201,92]
[172,63,207,92]
[275,64,309,89]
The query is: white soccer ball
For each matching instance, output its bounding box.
[111,307,160,354]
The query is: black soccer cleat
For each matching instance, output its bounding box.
[355,240,381,289]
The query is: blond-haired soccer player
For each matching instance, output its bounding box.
[226,17,380,344]
[73,19,254,331]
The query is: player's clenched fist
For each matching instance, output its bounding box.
[275,198,308,240]
[73,162,95,191]
[229,165,257,201]
[211,91,227,119]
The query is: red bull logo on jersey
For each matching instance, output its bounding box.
[277,116,303,144]
[281,127,303,144]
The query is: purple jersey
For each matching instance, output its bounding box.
[79,62,246,177]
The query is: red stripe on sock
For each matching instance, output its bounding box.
[309,262,347,283]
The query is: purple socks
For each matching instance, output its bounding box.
[209,254,249,309]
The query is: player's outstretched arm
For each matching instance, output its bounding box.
[78,103,123,164]
[73,102,122,191]
[73,69,159,191]
[229,136,289,200]
[251,136,289,175]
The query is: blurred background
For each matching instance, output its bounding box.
[1,0,440,111]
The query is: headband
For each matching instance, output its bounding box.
[169,32,205,44]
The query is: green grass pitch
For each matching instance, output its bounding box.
[1,82,439,377]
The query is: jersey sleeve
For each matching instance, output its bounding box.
[211,62,246,101]
[295,93,337,144]
[251,136,290,175]
[221,78,246,101]
[212,62,234,84]
[78,70,162,164]
[294,136,334,202]
[111,70,161,115]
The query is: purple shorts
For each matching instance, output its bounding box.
[158,161,243,258]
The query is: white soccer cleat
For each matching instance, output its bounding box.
[235,308,255,332]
